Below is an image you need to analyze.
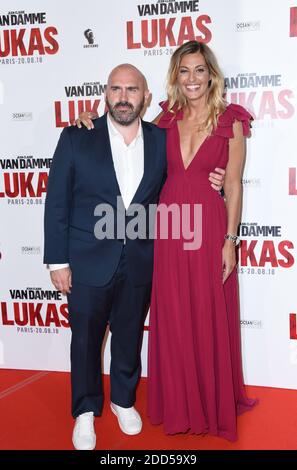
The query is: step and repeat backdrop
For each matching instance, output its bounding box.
[0,0,296,387]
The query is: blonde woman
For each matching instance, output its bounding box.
[148,41,257,440]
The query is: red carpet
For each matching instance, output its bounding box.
[0,369,296,450]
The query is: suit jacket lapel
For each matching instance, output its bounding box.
[92,114,123,208]
[92,115,155,210]
[129,120,154,208]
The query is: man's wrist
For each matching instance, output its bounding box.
[48,263,70,271]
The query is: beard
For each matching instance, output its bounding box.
[106,97,145,126]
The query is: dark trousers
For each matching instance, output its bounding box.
[67,247,151,418]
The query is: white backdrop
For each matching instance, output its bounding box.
[0,0,296,388]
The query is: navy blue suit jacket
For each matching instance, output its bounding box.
[44,114,167,286]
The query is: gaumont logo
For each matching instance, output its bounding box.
[238,223,294,276]
[0,155,51,203]
[0,288,69,333]
[83,28,98,48]
[289,168,297,195]
[225,73,294,122]
[0,10,59,65]
[126,0,212,55]
[290,7,297,37]
[235,21,260,32]
[54,81,107,127]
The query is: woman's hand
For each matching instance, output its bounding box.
[222,240,236,283]
[73,111,98,130]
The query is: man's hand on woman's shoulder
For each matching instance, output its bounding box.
[73,111,98,130]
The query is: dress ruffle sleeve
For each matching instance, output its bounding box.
[215,103,253,138]
[157,100,183,129]
[157,101,253,137]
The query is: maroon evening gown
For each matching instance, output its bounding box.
[148,101,257,441]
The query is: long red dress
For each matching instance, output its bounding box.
[148,102,257,441]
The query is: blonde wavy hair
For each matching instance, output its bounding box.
[167,41,226,133]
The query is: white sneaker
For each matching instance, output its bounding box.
[72,411,96,450]
[110,402,142,435]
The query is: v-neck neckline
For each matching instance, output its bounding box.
[176,121,209,171]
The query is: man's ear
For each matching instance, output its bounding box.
[144,90,151,105]
[140,91,152,118]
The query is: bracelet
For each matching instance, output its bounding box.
[224,234,240,246]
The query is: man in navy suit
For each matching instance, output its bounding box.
[44,64,224,450]
[44,64,167,449]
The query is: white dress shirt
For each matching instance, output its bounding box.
[49,113,144,272]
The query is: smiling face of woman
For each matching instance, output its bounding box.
[177,52,210,103]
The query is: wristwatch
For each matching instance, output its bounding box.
[224,234,240,246]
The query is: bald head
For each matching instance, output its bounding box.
[105,63,149,126]
[107,63,147,90]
